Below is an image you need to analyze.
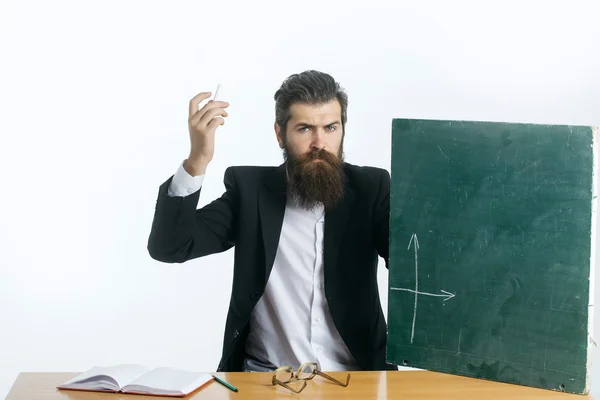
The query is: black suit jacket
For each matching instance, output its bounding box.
[148,162,396,372]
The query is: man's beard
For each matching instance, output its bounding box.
[284,145,346,211]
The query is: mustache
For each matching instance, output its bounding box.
[300,148,338,163]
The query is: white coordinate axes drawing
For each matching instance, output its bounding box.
[391,233,456,343]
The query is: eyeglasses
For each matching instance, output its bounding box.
[271,362,351,394]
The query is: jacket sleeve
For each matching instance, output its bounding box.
[147,167,238,263]
[373,168,390,268]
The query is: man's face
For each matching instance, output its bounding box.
[275,99,344,160]
[274,99,346,210]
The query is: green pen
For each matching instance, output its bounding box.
[212,375,239,392]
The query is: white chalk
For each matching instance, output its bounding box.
[212,84,221,101]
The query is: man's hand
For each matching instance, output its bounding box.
[185,92,229,176]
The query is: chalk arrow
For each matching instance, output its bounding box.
[390,287,456,302]
[408,233,419,250]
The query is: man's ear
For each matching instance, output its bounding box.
[274,122,284,149]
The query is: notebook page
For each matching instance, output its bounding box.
[123,367,213,394]
[58,364,150,390]
[102,364,152,387]
[58,367,119,391]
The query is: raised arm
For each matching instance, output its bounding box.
[148,91,235,263]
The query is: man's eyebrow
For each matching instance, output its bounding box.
[293,122,314,128]
[293,121,341,128]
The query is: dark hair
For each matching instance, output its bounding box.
[274,70,348,138]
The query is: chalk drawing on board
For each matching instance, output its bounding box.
[390,233,456,343]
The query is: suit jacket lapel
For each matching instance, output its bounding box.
[324,169,355,275]
[258,164,287,281]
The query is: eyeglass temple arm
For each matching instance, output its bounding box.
[274,379,307,393]
[315,371,351,387]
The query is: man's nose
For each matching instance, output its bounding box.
[311,130,326,150]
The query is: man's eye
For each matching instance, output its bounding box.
[299,127,309,132]
[327,125,337,131]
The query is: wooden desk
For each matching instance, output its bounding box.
[6,370,592,399]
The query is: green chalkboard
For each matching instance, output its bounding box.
[386,119,597,394]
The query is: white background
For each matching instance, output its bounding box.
[1,0,599,397]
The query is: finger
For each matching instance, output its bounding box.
[198,100,229,115]
[195,107,229,128]
[191,100,230,124]
[206,117,225,131]
[188,92,212,118]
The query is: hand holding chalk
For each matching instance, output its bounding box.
[185,86,229,176]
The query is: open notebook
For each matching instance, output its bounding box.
[57,364,214,397]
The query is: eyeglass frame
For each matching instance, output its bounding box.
[271,362,351,394]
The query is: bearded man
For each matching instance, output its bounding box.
[148,70,396,373]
